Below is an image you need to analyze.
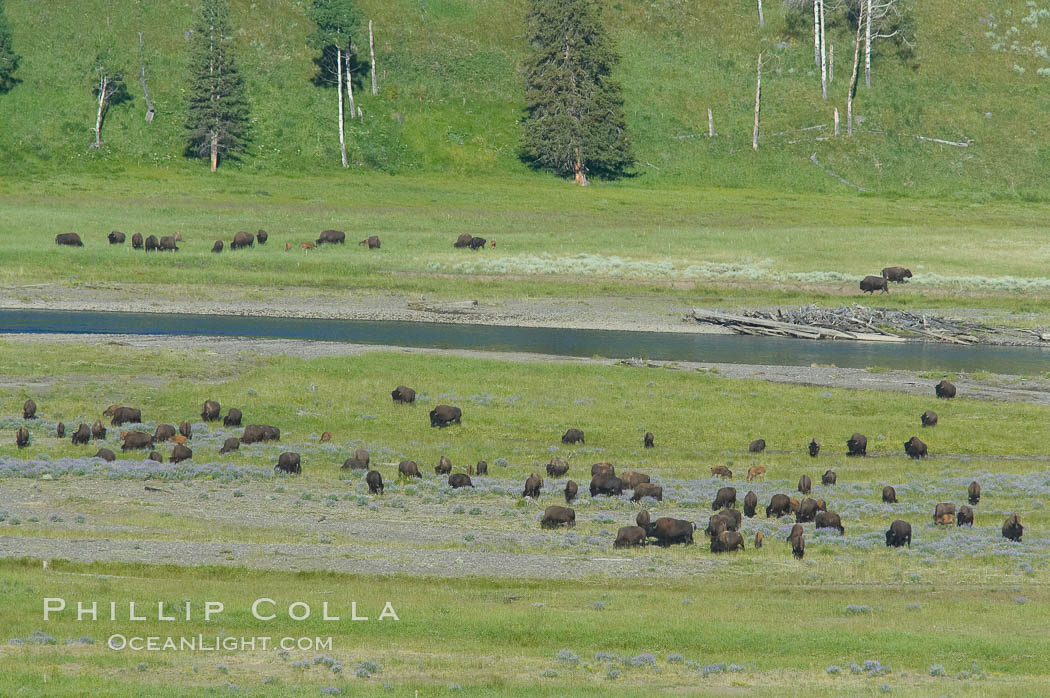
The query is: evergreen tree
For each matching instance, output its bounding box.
[185,0,250,171]
[308,0,363,167]
[519,0,633,183]
[0,0,20,93]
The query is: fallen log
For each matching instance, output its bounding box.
[691,308,906,343]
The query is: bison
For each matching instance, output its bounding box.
[935,380,956,399]
[561,428,585,445]
[882,485,897,503]
[885,519,912,547]
[614,525,647,548]
[796,498,825,523]
[881,266,912,283]
[398,460,421,479]
[786,523,804,541]
[359,235,381,249]
[749,438,766,453]
[131,233,143,248]
[589,474,623,497]
[636,510,651,531]
[643,432,654,448]
[809,438,821,457]
[147,450,163,462]
[822,469,837,486]
[274,452,301,474]
[523,473,544,498]
[343,448,370,470]
[56,422,65,437]
[847,432,867,456]
[815,511,844,534]
[711,530,745,553]
[231,231,255,249]
[219,437,240,454]
[1002,513,1023,542]
[435,455,452,475]
[620,471,650,490]
[223,408,243,427]
[631,483,663,502]
[144,235,158,251]
[154,424,176,442]
[70,423,90,444]
[904,436,927,459]
[743,491,758,518]
[316,229,346,245]
[170,443,192,464]
[957,505,974,527]
[453,233,474,248]
[469,236,487,250]
[211,240,224,253]
[712,487,737,511]
[860,275,889,294]
[391,386,416,404]
[95,448,116,462]
[746,465,766,481]
[91,420,107,440]
[430,405,462,427]
[921,410,938,427]
[449,473,474,489]
[766,494,791,518]
[179,421,192,439]
[933,502,956,526]
[240,424,279,444]
[541,506,575,529]
[564,480,578,503]
[710,465,733,479]
[754,531,764,548]
[55,233,83,247]
[706,510,740,537]
[475,460,488,475]
[108,231,126,244]
[968,481,981,505]
[791,533,805,560]
[122,431,154,450]
[798,474,812,495]
[107,406,142,426]
[591,462,615,477]
[546,458,569,477]
[256,230,268,245]
[159,235,178,251]
[200,400,221,421]
[23,399,37,419]
[16,426,29,449]
[651,517,696,546]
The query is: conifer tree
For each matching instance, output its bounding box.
[520,0,633,184]
[0,0,20,93]
[185,0,250,171]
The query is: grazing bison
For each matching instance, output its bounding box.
[743,491,758,518]
[712,487,737,511]
[968,481,981,505]
[475,460,488,475]
[589,474,623,497]
[754,531,764,548]
[95,448,116,462]
[786,523,804,541]
[429,404,462,427]
[711,530,745,553]
[706,510,740,537]
[231,231,255,249]
[343,448,370,470]
[746,465,766,481]
[591,462,615,477]
[1002,513,1023,542]
[631,483,663,502]
[796,498,825,523]
[71,423,91,445]
[179,421,192,439]
[256,230,268,245]
[435,455,452,475]
[636,510,651,531]
[240,424,280,443]
[159,235,178,251]
[815,511,844,534]
[55,233,83,247]
[541,506,575,529]
[201,400,221,421]
[847,432,867,456]
[791,533,805,560]
[131,233,143,248]
[147,451,163,462]
[798,474,812,495]
[809,438,821,457]
[211,240,224,253]
[107,406,142,426]
[957,505,974,527]
[860,275,889,294]
[620,471,650,490]
[766,493,791,518]
[564,480,578,503]
[122,432,154,450]
[391,386,416,404]
[789,498,801,514]
[561,428,585,445]
[614,525,647,548]
[882,266,912,283]
[822,470,837,486]
[921,410,938,427]
[882,486,898,503]
[449,473,474,489]
[546,458,569,477]
[170,444,192,464]
[369,470,386,493]
[56,422,65,437]
[91,420,107,440]
[108,231,126,244]
[274,451,301,475]
[359,235,381,249]
[219,437,240,454]
[469,236,487,250]
[748,438,766,453]
[651,517,696,547]
[16,426,29,449]
[643,432,654,448]
[144,235,158,251]
[398,460,421,479]
[23,399,37,419]
[710,465,733,479]
[453,233,474,248]
[154,424,176,442]
[904,436,927,459]
[885,519,912,547]
[224,408,243,427]
[933,502,956,526]
[316,229,346,245]
[523,473,544,498]
[935,380,956,399]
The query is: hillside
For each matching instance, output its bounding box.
[1,0,1049,199]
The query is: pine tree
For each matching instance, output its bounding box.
[185,0,250,171]
[308,0,363,167]
[0,0,20,93]
[520,0,633,183]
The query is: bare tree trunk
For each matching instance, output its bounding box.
[337,47,348,168]
[574,147,588,186]
[708,108,714,137]
[819,0,827,99]
[345,41,358,121]
[95,75,107,148]
[369,20,378,96]
[210,132,218,172]
[752,52,762,151]
[847,1,863,136]
[138,33,155,123]
[829,44,834,84]
[813,1,820,67]
[834,107,840,136]
[864,0,872,88]
[757,0,764,28]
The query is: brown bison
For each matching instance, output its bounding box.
[822,470,837,486]
[746,465,766,481]
[968,481,981,505]
[860,275,889,294]
[475,460,488,475]
[798,474,812,495]
[56,233,84,246]
[107,406,142,426]
[631,483,663,502]
[815,511,844,534]
[956,505,974,527]
[712,487,737,511]
[343,448,370,470]
[754,531,764,548]
[122,432,154,450]
[710,530,745,553]
[651,517,696,546]
[179,421,192,439]
[541,506,575,529]
[546,458,569,477]
[743,491,758,518]
[449,473,474,489]
[23,399,37,419]
[469,236,487,250]
[240,424,279,443]
[564,480,578,503]
[223,408,243,427]
[847,432,867,456]
[706,511,739,537]
[211,240,224,253]
[91,420,107,440]
[435,455,452,475]
[882,485,898,503]
[95,448,116,462]
[391,386,416,404]
[144,235,159,251]
[256,230,268,245]
[766,494,791,518]
[316,229,346,245]
[231,231,255,249]
[430,405,462,427]
[614,525,647,548]
[935,380,956,399]
[620,471,650,490]
[591,462,615,477]
[748,438,766,453]
[904,436,927,459]
[170,443,192,464]
[1002,513,1023,542]
[796,498,826,523]
[56,422,65,437]
[789,498,801,514]
[881,266,912,283]
[154,424,176,442]
[933,502,956,526]
[158,235,178,251]
[147,451,163,462]
[201,400,221,421]
[523,473,544,498]
[453,233,474,248]
[643,432,654,448]
[921,410,938,427]
[359,235,381,249]
[710,465,733,479]
[219,437,240,454]
[791,533,805,559]
[636,510,651,531]
[108,231,126,244]
[589,474,623,497]
[786,523,804,541]
[16,426,29,449]
[398,460,422,478]
[561,428,585,444]
[275,451,301,474]
[71,423,90,445]
[132,233,143,249]
[809,438,821,457]
[885,519,912,547]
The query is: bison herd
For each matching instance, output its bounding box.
[52,228,390,256]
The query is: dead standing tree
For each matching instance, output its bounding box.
[859,0,909,87]
[91,57,129,148]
